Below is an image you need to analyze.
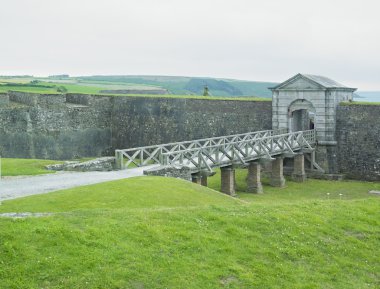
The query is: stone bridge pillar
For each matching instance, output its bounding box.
[220,166,236,196]
[292,154,306,182]
[270,157,285,187]
[247,161,263,193]
[191,173,202,185]
[201,175,208,187]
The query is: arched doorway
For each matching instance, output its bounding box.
[288,99,316,132]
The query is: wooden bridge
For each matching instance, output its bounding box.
[115,129,320,195]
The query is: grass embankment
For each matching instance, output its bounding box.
[0,170,379,288]
[340,101,380,106]
[0,80,105,94]
[0,158,63,176]
[96,93,270,101]
[0,79,270,101]
[0,158,98,177]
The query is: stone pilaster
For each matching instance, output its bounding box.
[270,157,285,187]
[220,166,236,196]
[292,154,306,182]
[246,162,263,193]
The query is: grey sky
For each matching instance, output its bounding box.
[1,0,379,90]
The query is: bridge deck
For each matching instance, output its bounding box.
[115,129,316,173]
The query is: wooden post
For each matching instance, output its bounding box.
[115,151,123,170]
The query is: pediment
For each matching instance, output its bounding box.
[271,74,326,90]
[282,77,321,89]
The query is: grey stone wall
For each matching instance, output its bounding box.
[0,93,9,106]
[0,93,112,159]
[0,92,272,159]
[144,165,192,181]
[111,97,272,149]
[336,104,380,181]
[112,97,272,148]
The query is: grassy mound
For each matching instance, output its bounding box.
[0,158,63,176]
[209,169,380,203]
[0,158,97,177]
[0,174,379,288]
[0,176,240,212]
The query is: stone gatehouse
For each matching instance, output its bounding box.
[270,73,357,173]
[271,73,356,143]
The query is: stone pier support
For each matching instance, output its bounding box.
[220,166,236,196]
[191,173,202,185]
[270,157,285,187]
[292,154,306,182]
[201,175,208,187]
[246,162,263,193]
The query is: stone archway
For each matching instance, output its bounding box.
[288,99,316,132]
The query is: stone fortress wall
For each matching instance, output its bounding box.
[110,96,272,150]
[0,92,113,160]
[336,104,380,181]
[0,92,272,160]
[0,91,379,181]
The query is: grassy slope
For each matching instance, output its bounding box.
[77,75,276,97]
[340,101,380,106]
[87,93,270,101]
[0,177,240,212]
[0,171,379,289]
[0,76,276,98]
[0,158,97,177]
[0,85,58,94]
[0,82,105,95]
[0,158,63,176]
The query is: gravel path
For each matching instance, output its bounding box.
[0,166,158,201]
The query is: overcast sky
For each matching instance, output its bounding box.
[1,0,379,90]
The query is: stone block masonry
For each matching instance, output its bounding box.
[0,92,272,160]
[0,92,113,159]
[220,166,236,196]
[111,97,272,150]
[336,104,380,181]
[291,154,306,182]
[270,157,286,187]
[0,93,9,106]
[246,162,263,193]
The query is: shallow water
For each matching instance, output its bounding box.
[355,92,380,102]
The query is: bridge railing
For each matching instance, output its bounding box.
[115,129,286,169]
[160,130,316,172]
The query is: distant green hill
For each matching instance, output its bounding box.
[77,75,277,98]
[0,75,277,98]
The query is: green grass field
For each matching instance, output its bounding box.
[0,170,379,288]
[0,158,63,176]
[0,158,100,177]
[0,76,274,99]
[340,101,380,106]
